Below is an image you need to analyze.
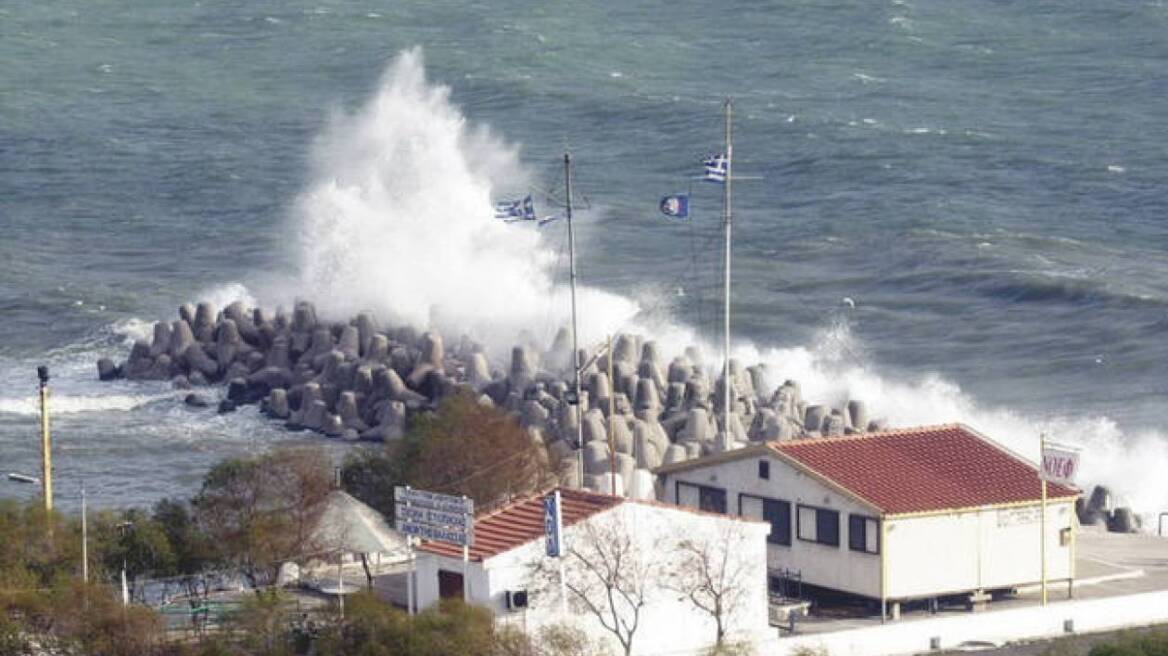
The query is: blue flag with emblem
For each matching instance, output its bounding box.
[544,491,564,557]
[659,193,690,219]
[703,154,728,183]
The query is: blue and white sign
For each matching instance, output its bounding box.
[544,490,565,557]
[395,486,475,547]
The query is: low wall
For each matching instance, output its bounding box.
[765,590,1168,656]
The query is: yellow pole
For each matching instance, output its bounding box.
[1040,434,1047,607]
[39,383,52,514]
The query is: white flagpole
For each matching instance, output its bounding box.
[722,99,733,445]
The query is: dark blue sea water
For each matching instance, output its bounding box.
[2,1,1166,513]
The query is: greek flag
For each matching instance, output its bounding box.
[494,195,536,221]
[703,154,728,183]
[659,193,689,219]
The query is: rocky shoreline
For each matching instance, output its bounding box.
[92,299,1145,530]
[96,300,884,495]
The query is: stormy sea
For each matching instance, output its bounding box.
[2,1,1166,519]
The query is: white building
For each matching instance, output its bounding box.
[415,487,772,655]
[656,424,1079,617]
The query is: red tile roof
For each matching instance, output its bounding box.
[769,424,1078,515]
[417,488,623,562]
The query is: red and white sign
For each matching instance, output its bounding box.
[1041,444,1080,485]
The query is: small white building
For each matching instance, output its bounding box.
[656,424,1079,616]
[415,487,772,655]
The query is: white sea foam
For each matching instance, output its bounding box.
[294,48,638,350]
[284,48,1168,520]
[196,282,259,315]
[0,392,168,416]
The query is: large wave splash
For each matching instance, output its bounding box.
[285,49,1166,519]
[293,48,637,348]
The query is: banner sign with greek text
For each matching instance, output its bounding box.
[1040,444,1080,486]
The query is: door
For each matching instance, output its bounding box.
[438,569,464,600]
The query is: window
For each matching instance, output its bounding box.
[797,504,840,546]
[848,514,880,554]
[677,482,727,514]
[739,494,792,545]
[758,460,770,480]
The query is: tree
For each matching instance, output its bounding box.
[92,508,177,600]
[192,446,332,587]
[340,446,406,520]
[405,391,554,510]
[669,524,757,648]
[341,391,555,518]
[531,510,663,656]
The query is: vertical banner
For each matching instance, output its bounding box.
[545,490,564,557]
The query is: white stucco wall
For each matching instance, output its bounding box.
[662,454,1076,602]
[663,453,884,598]
[886,499,1075,599]
[416,500,772,655]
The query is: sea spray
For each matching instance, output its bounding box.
[283,49,1167,518]
[293,48,637,349]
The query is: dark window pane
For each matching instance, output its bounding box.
[699,486,727,514]
[758,460,770,480]
[764,498,792,545]
[849,515,866,551]
[817,509,840,546]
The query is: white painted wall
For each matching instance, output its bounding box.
[769,589,1168,656]
[662,454,1076,602]
[886,499,1075,599]
[416,501,772,656]
[663,454,884,598]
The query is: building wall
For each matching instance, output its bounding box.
[885,499,1075,599]
[416,501,772,656]
[663,454,884,599]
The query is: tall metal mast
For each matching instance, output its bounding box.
[565,152,584,487]
[721,99,733,444]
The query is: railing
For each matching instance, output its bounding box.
[769,567,803,601]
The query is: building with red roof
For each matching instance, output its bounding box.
[413,487,773,655]
[656,424,1080,617]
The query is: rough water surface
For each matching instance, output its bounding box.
[1,1,1166,515]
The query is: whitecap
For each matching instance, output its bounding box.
[0,392,170,416]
